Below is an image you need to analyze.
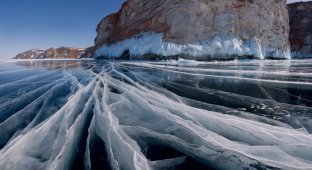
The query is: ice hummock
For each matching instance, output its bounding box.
[95,32,291,60]
[0,59,312,170]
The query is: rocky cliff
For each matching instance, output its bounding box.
[14,49,45,59]
[288,1,312,58]
[81,46,96,58]
[44,47,86,59]
[95,0,290,60]
[14,47,94,59]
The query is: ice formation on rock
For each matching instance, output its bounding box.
[96,33,291,60]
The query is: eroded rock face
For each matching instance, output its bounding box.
[14,47,94,59]
[95,0,290,59]
[80,46,96,58]
[288,2,312,58]
[44,47,86,59]
[14,49,45,59]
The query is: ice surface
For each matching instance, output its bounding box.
[95,33,291,60]
[0,59,312,170]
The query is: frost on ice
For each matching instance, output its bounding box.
[0,59,312,170]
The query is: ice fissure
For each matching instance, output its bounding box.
[1,60,312,170]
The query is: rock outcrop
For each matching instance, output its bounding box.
[95,0,290,60]
[288,1,312,58]
[14,49,45,59]
[14,47,94,59]
[80,46,96,58]
[44,47,86,59]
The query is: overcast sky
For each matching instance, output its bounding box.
[0,0,311,59]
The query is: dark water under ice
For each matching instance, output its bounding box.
[0,59,312,170]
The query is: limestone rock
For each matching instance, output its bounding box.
[95,0,290,60]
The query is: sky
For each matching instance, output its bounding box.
[288,0,311,3]
[0,0,310,58]
[0,0,125,58]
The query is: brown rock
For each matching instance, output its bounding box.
[80,46,96,58]
[14,47,95,59]
[44,47,86,59]
[14,49,44,59]
[95,0,290,59]
[288,1,312,58]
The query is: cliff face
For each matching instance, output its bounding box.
[14,49,44,59]
[14,47,93,59]
[95,0,290,60]
[80,46,96,58]
[288,2,312,58]
[44,47,86,59]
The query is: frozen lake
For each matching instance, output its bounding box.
[0,59,312,169]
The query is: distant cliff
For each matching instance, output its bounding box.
[43,47,86,59]
[288,1,312,58]
[95,0,290,60]
[14,47,94,59]
[14,49,45,59]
